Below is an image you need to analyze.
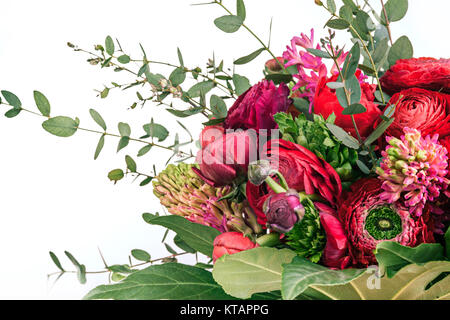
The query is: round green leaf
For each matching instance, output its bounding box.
[1,90,21,108]
[108,169,124,182]
[33,91,51,117]
[131,249,150,262]
[388,35,413,66]
[42,116,78,137]
[214,15,244,33]
[117,54,130,64]
[4,108,21,118]
[381,0,408,24]
[125,155,137,172]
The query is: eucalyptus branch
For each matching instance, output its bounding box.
[380,0,393,46]
[213,0,286,71]
[47,252,189,278]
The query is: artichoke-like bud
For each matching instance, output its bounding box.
[274,112,359,185]
[285,198,326,263]
[153,163,262,235]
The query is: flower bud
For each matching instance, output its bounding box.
[212,232,258,262]
[247,160,275,186]
[263,190,304,233]
[265,57,284,74]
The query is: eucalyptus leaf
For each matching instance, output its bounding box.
[363,117,394,146]
[105,36,114,55]
[117,54,130,64]
[210,94,227,119]
[234,48,265,65]
[125,155,137,172]
[137,144,152,157]
[326,123,360,149]
[49,251,65,272]
[94,134,105,160]
[166,107,203,118]
[108,169,124,182]
[4,108,21,118]
[341,103,366,115]
[187,81,214,98]
[326,19,350,30]
[142,122,169,142]
[232,74,251,95]
[306,48,331,59]
[131,249,151,262]
[1,90,21,108]
[42,116,78,137]
[89,109,107,131]
[388,36,413,66]
[214,15,244,33]
[381,0,408,24]
[169,67,186,86]
[33,91,51,117]
[236,0,246,20]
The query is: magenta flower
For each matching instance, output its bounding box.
[224,79,290,132]
[377,127,450,217]
[263,190,304,233]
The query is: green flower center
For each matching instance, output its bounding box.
[365,206,402,240]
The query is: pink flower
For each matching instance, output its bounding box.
[212,232,258,262]
[194,130,258,187]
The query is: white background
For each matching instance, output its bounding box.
[0,0,448,299]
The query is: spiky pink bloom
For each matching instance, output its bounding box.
[282,29,368,112]
[377,128,450,217]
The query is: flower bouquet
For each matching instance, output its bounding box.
[1,0,449,300]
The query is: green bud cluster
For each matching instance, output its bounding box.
[285,198,326,263]
[274,112,359,185]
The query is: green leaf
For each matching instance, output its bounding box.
[210,94,227,119]
[118,122,131,137]
[49,251,65,272]
[64,251,86,284]
[42,116,78,137]
[374,242,445,278]
[94,134,105,160]
[372,38,389,64]
[381,0,408,24]
[108,169,124,182]
[326,123,360,149]
[327,0,336,14]
[303,261,450,300]
[342,0,358,12]
[108,264,133,274]
[364,117,394,146]
[125,155,137,172]
[131,249,151,262]
[265,73,293,85]
[326,19,350,30]
[212,247,296,299]
[139,176,153,186]
[117,54,130,64]
[202,118,226,126]
[84,263,234,300]
[356,159,370,174]
[341,43,360,80]
[166,107,204,118]
[33,91,51,117]
[339,5,353,22]
[232,74,251,95]
[174,234,197,254]
[142,122,169,142]
[105,36,114,55]
[89,109,107,131]
[236,0,246,21]
[169,67,186,87]
[326,82,345,89]
[446,227,450,258]
[388,35,413,66]
[137,144,152,157]
[1,90,21,108]
[306,48,331,59]
[5,108,21,118]
[214,15,244,33]
[117,136,129,152]
[100,87,109,99]
[187,81,214,98]
[341,103,366,115]
[281,256,365,300]
[234,48,265,65]
[177,47,184,68]
[142,213,220,257]
[164,243,178,255]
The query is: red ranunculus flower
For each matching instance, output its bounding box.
[212,232,258,262]
[193,130,258,187]
[313,73,382,139]
[338,178,435,268]
[246,139,342,226]
[380,57,450,95]
[378,88,450,145]
[224,79,291,132]
[199,124,225,149]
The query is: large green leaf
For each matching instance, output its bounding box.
[381,0,408,24]
[142,213,220,257]
[292,261,450,300]
[388,35,413,66]
[375,242,445,277]
[42,116,78,137]
[214,15,244,33]
[84,263,234,300]
[33,91,51,117]
[282,256,366,300]
[212,247,296,299]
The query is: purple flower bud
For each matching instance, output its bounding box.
[263,190,304,233]
[247,160,275,186]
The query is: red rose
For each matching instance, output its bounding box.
[313,73,382,139]
[246,139,342,226]
[379,88,450,145]
[212,232,258,262]
[338,178,435,267]
[194,130,258,187]
[380,57,450,95]
[224,79,291,132]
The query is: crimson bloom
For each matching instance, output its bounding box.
[212,232,258,262]
[313,73,382,138]
[224,79,291,132]
[194,130,258,187]
[378,88,450,145]
[380,57,450,95]
[246,139,342,226]
[338,178,435,267]
[263,190,303,233]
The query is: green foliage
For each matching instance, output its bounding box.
[49,251,65,272]
[108,169,124,182]
[125,155,137,172]
[214,15,244,33]
[210,94,227,118]
[1,90,21,108]
[84,263,234,300]
[142,122,169,142]
[33,91,51,117]
[234,48,265,65]
[232,74,250,95]
[105,35,114,55]
[381,0,408,24]
[89,109,107,131]
[117,54,130,64]
[131,249,151,262]
[42,116,78,137]
[94,134,105,160]
[281,256,365,300]
[285,199,326,263]
[326,18,349,30]
[64,251,86,284]
[236,0,246,21]
[142,213,220,257]
[212,247,296,299]
[388,35,413,66]
[187,80,214,98]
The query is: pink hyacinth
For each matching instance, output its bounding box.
[282,29,368,113]
[376,127,450,217]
